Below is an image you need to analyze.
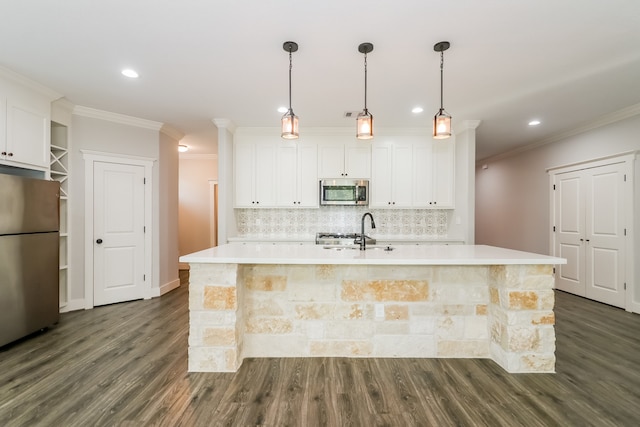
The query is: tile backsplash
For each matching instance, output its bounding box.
[235,207,449,238]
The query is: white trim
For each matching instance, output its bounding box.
[59,298,87,313]
[212,118,236,133]
[160,124,185,141]
[82,151,154,309]
[73,106,163,131]
[0,65,62,100]
[546,150,637,173]
[152,279,181,298]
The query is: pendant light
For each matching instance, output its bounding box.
[356,42,374,140]
[281,41,299,139]
[433,41,452,139]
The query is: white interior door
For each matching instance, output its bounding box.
[584,164,626,308]
[93,161,146,306]
[553,162,627,308]
[555,170,586,296]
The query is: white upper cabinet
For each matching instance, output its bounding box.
[372,138,455,209]
[318,141,371,179]
[414,140,455,208]
[277,141,318,207]
[234,140,277,207]
[370,141,413,207]
[0,78,51,170]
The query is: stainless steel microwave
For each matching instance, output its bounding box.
[320,179,369,206]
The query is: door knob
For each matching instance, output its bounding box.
[96,239,103,244]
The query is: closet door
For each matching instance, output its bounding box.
[584,163,626,308]
[555,170,586,296]
[553,162,627,308]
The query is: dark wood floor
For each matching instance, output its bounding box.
[1,273,639,427]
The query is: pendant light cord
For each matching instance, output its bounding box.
[439,50,444,111]
[288,49,293,111]
[364,52,368,111]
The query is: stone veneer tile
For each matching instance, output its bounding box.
[521,354,555,373]
[437,340,489,357]
[385,304,409,320]
[436,316,465,339]
[310,340,373,356]
[245,297,284,318]
[243,334,310,358]
[465,317,489,339]
[508,291,538,310]
[203,328,236,346]
[324,321,374,339]
[288,281,338,302]
[245,274,287,291]
[189,263,238,286]
[373,335,436,357]
[375,321,409,335]
[203,286,237,310]
[341,280,429,302]
[436,266,488,285]
[508,327,541,352]
[532,312,555,325]
[294,303,335,320]
[246,318,292,334]
[476,304,488,316]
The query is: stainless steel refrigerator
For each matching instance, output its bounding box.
[0,174,60,347]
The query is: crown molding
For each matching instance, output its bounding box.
[0,65,62,100]
[212,118,236,133]
[479,103,640,164]
[73,105,163,131]
[161,124,185,141]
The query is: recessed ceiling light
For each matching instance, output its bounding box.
[528,120,541,126]
[277,106,288,113]
[178,144,189,152]
[121,69,139,78]
[412,107,424,114]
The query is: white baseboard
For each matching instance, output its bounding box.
[153,278,181,297]
[59,298,88,313]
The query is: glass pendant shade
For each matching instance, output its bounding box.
[356,110,373,139]
[281,109,299,139]
[433,109,451,139]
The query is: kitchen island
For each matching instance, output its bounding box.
[180,243,565,373]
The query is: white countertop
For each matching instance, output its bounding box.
[180,243,566,266]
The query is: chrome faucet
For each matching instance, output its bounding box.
[360,212,376,250]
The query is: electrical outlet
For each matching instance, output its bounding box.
[375,304,385,319]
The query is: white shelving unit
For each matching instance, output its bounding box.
[50,121,69,308]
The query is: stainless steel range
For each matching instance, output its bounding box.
[315,232,376,246]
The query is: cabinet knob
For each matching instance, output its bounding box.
[388,202,391,205]
[96,239,103,244]
[7,152,12,157]
[1,152,6,156]
[392,202,395,205]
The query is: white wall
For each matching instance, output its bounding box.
[68,114,180,304]
[179,155,218,255]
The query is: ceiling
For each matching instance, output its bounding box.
[1,1,639,160]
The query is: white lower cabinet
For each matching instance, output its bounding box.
[371,139,455,209]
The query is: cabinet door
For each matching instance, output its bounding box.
[0,99,6,150]
[276,143,298,206]
[370,143,393,207]
[432,141,455,208]
[318,144,345,178]
[234,142,256,207]
[5,99,49,169]
[413,143,434,207]
[296,143,318,207]
[254,144,277,206]
[344,143,371,178]
[391,143,413,207]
